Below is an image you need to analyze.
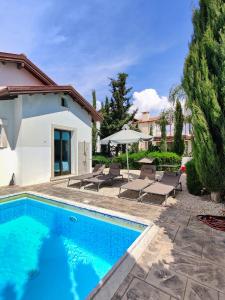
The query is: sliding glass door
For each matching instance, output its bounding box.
[54,129,71,176]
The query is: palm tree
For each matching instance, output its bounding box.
[166,107,174,136]
[169,84,189,155]
[169,84,192,120]
[169,84,187,106]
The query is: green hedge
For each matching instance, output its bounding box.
[92,155,111,167]
[186,159,203,195]
[113,151,148,169]
[93,151,181,170]
[146,152,181,168]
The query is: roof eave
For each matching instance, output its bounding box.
[0,86,103,122]
[0,52,56,86]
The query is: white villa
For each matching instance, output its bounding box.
[137,112,192,154]
[0,52,101,187]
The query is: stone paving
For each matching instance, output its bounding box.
[0,179,225,300]
[113,209,225,300]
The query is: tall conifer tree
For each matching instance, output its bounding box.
[100,73,135,138]
[173,100,185,155]
[169,85,185,155]
[158,111,168,152]
[100,96,111,139]
[183,0,225,201]
[92,90,98,154]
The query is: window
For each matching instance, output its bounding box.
[61,97,68,108]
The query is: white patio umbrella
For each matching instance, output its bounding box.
[100,125,153,180]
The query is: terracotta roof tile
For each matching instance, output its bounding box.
[0,85,102,121]
[138,116,160,123]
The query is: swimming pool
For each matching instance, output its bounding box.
[0,193,147,300]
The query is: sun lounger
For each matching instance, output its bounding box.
[118,165,156,198]
[160,171,182,191]
[83,163,123,191]
[67,164,105,188]
[139,171,182,204]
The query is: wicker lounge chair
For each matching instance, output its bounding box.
[83,163,123,191]
[118,165,156,198]
[139,171,182,204]
[67,164,105,188]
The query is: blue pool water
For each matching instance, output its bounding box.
[0,196,144,300]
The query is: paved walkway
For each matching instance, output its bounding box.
[0,181,224,300]
[113,212,225,300]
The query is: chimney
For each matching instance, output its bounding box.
[141,112,149,121]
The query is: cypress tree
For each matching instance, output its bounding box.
[173,100,185,155]
[169,84,185,155]
[99,97,111,155]
[183,0,225,201]
[158,111,168,152]
[92,90,98,154]
[100,96,111,139]
[149,124,153,136]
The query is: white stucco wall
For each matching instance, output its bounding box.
[0,93,92,186]
[0,62,43,86]
[0,98,22,186]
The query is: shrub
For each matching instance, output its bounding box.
[147,152,181,169]
[113,151,148,169]
[92,155,112,167]
[113,151,181,170]
[93,151,181,170]
[186,159,203,196]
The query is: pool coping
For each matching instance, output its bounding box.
[0,191,159,300]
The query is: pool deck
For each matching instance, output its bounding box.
[0,181,225,300]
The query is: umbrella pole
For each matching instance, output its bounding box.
[126,144,130,181]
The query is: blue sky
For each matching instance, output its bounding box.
[0,0,197,115]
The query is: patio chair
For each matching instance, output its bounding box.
[83,163,123,191]
[118,165,156,198]
[67,164,105,188]
[139,171,182,204]
[160,171,182,191]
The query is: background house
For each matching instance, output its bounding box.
[137,112,192,154]
[0,52,101,187]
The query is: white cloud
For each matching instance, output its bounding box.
[130,88,170,118]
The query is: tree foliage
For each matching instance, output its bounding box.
[157,111,168,152]
[100,96,111,139]
[183,0,225,200]
[173,100,185,155]
[169,84,187,106]
[169,85,185,155]
[149,124,153,136]
[92,90,98,154]
[186,159,203,195]
[100,73,136,139]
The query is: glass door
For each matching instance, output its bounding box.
[54,129,71,176]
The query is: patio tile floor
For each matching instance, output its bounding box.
[184,280,219,300]
[0,181,224,300]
